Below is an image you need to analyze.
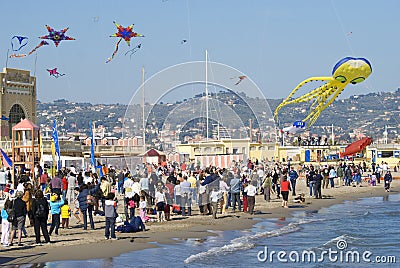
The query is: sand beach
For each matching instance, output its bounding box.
[1,177,398,266]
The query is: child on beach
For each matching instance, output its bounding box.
[61,200,71,229]
[104,193,117,240]
[1,199,10,247]
[154,187,166,222]
[49,194,64,236]
[139,195,147,222]
[128,199,136,220]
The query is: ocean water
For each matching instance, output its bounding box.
[18,194,399,268]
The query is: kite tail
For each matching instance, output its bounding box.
[106,38,122,63]
[9,53,27,58]
[27,41,49,55]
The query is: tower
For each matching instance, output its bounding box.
[0,68,37,142]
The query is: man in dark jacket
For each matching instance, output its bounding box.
[32,190,50,245]
[9,191,27,246]
[313,170,323,199]
[77,184,99,230]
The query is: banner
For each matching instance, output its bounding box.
[52,119,61,170]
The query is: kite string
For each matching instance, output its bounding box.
[186,0,192,58]
[363,83,400,127]
[330,0,355,55]
[206,51,224,132]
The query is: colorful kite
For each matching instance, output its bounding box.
[232,75,247,85]
[106,21,144,63]
[47,68,65,78]
[9,25,73,58]
[40,25,75,47]
[282,120,306,134]
[9,40,49,58]
[11,36,28,51]
[124,44,142,59]
[274,57,372,127]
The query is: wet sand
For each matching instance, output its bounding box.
[1,178,398,265]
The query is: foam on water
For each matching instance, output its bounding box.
[184,217,324,264]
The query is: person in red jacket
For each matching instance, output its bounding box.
[280,175,291,208]
[61,176,68,201]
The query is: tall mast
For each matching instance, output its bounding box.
[205,50,209,141]
[142,66,146,152]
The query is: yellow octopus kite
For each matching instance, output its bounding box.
[274,57,372,127]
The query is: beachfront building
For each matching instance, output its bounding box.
[175,138,277,168]
[366,143,400,168]
[0,68,37,141]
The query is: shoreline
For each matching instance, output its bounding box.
[1,180,398,265]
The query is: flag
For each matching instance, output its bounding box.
[1,115,10,121]
[51,140,56,177]
[90,121,96,168]
[0,149,12,168]
[52,120,61,170]
[39,134,43,166]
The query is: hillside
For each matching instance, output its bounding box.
[37,89,400,144]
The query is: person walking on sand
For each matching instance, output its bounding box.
[104,192,118,240]
[244,181,257,215]
[384,171,392,192]
[77,184,98,230]
[322,166,329,189]
[155,185,166,222]
[61,200,71,229]
[49,193,64,236]
[66,172,77,205]
[31,190,50,245]
[1,199,11,247]
[210,187,222,219]
[9,191,27,246]
[262,173,273,202]
[280,176,291,208]
[230,173,242,212]
[306,166,316,197]
[72,187,83,224]
[288,166,298,196]
[180,175,192,216]
[328,166,337,188]
[336,164,344,187]
[314,170,323,199]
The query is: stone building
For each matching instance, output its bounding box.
[0,68,37,141]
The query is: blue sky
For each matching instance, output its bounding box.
[1,0,399,104]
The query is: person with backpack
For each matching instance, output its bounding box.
[31,190,50,245]
[49,193,64,236]
[104,192,118,240]
[77,183,99,230]
[9,191,27,247]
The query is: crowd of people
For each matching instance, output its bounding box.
[0,158,395,248]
